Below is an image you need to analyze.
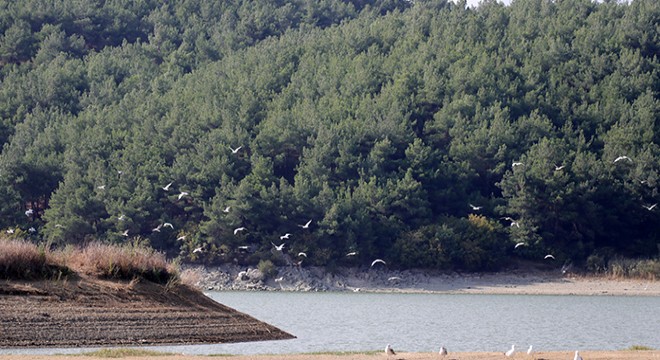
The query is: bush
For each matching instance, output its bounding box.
[257,259,277,279]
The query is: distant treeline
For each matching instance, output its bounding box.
[0,0,658,272]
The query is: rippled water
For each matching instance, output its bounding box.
[2,291,659,355]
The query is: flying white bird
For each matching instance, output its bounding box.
[527,345,533,355]
[192,246,203,253]
[643,203,657,211]
[439,346,448,356]
[271,242,285,251]
[223,206,231,213]
[388,276,401,281]
[6,228,14,234]
[555,164,565,171]
[234,227,246,235]
[505,344,515,357]
[28,227,36,233]
[54,224,64,228]
[229,145,242,154]
[117,214,126,221]
[346,252,358,257]
[614,156,632,163]
[299,219,312,229]
[515,242,526,249]
[274,276,284,282]
[512,162,524,168]
[298,252,307,257]
[280,233,291,240]
[97,185,105,190]
[503,216,520,227]
[122,230,129,237]
[237,245,249,251]
[162,182,173,191]
[25,209,34,216]
[574,350,583,360]
[545,254,555,260]
[177,235,186,241]
[371,259,387,268]
[152,224,162,233]
[469,204,482,211]
[178,191,189,200]
[385,344,396,356]
[163,222,174,229]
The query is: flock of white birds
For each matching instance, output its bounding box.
[385,343,584,359]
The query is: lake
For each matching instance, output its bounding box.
[2,291,659,355]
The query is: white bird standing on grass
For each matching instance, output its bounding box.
[505,344,515,357]
[527,345,533,355]
[574,350,583,360]
[385,344,396,356]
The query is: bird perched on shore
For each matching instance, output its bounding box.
[527,345,533,355]
[574,350,583,360]
[439,346,448,356]
[385,344,396,356]
[505,344,515,357]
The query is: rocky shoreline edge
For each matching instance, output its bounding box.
[187,264,659,296]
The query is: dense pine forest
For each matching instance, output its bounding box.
[0,0,658,273]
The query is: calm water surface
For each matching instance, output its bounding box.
[2,292,659,355]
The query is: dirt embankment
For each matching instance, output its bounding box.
[0,276,294,348]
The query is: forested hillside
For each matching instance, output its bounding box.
[1,0,658,272]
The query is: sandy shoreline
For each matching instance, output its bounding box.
[1,350,660,360]
[190,264,660,296]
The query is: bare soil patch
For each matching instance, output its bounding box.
[0,276,293,348]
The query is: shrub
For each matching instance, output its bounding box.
[257,259,277,278]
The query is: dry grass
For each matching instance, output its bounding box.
[67,241,178,283]
[0,238,67,280]
[0,237,178,284]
